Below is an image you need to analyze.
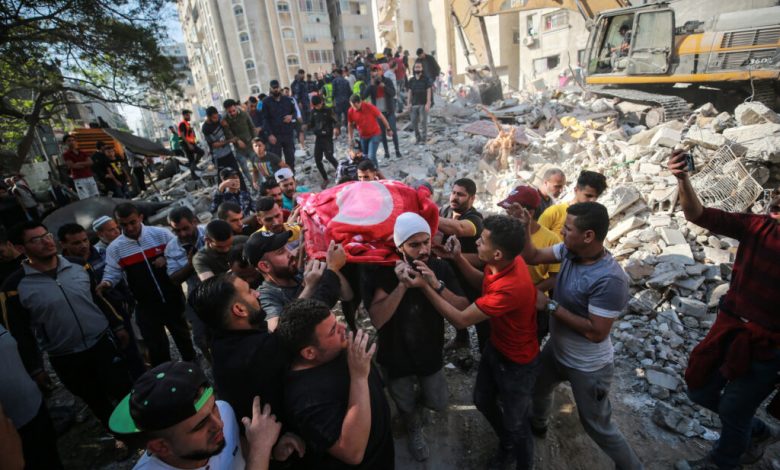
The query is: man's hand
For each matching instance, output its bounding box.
[269,135,277,145]
[413,260,438,288]
[667,149,689,180]
[325,241,347,272]
[283,115,293,124]
[32,370,52,394]
[386,128,393,137]
[303,259,325,286]
[432,235,462,260]
[242,397,282,462]
[115,328,130,349]
[288,205,301,225]
[238,140,247,149]
[347,329,376,380]
[273,432,306,461]
[96,280,112,295]
[536,290,549,311]
[425,103,430,113]
[152,256,167,268]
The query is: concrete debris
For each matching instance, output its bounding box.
[733,102,780,126]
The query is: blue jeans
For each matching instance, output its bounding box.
[474,342,540,469]
[688,349,780,469]
[360,134,382,168]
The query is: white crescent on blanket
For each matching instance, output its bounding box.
[332,181,394,226]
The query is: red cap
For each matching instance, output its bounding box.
[372,64,383,71]
[497,185,541,210]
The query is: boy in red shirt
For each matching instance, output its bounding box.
[410,215,539,470]
[61,134,99,199]
[346,94,392,169]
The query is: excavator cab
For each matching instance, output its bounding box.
[587,6,674,77]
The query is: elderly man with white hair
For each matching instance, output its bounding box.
[368,212,468,461]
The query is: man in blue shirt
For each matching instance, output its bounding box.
[275,168,309,211]
[263,80,299,171]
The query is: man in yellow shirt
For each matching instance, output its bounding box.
[538,170,607,238]
[254,197,301,244]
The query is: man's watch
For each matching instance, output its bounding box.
[546,299,559,315]
[434,280,446,295]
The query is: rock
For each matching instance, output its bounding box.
[650,127,682,148]
[672,296,708,319]
[743,136,780,164]
[649,384,671,400]
[734,102,780,126]
[628,289,662,314]
[659,228,686,246]
[673,276,705,291]
[708,283,730,308]
[658,243,695,265]
[624,259,655,281]
[703,246,732,264]
[696,102,718,117]
[646,262,685,288]
[646,368,681,390]
[601,186,642,219]
[723,122,780,144]
[685,125,726,150]
[709,112,735,132]
[607,216,646,243]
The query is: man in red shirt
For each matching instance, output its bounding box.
[61,134,99,200]
[346,94,392,169]
[669,151,780,470]
[409,215,539,470]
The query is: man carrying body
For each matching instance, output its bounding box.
[178,109,204,180]
[538,170,606,238]
[521,202,642,469]
[1,221,132,429]
[217,201,255,237]
[201,106,249,191]
[262,80,298,171]
[536,168,567,219]
[275,168,309,212]
[99,203,196,366]
[437,178,487,351]
[62,133,99,199]
[347,94,393,169]
[668,151,780,470]
[277,299,394,469]
[363,65,401,160]
[210,167,254,215]
[406,62,432,145]
[165,207,211,363]
[193,220,248,281]
[109,361,284,470]
[255,197,301,244]
[244,231,352,332]
[406,215,540,469]
[369,213,468,461]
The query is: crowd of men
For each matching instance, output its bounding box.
[0,45,779,470]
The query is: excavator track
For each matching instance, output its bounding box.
[587,87,691,124]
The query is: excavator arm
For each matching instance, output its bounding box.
[473,0,629,20]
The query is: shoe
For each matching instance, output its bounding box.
[407,423,429,461]
[444,337,469,351]
[530,420,548,439]
[674,456,737,470]
[320,179,329,190]
[741,422,780,464]
[395,153,402,159]
[486,446,516,470]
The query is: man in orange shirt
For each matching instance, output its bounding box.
[178,109,205,180]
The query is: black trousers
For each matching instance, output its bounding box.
[135,298,196,366]
[313,136,338,180]
[270,136,296,172]
[132,166,147,192]
[49,333,132,428]
[182,144,205,178]
[18,402,63,470]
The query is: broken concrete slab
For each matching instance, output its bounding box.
[672,296,708,319]
[646,369,681,391]
[723,122,780,144]
[650,127,682,148]
[659,228,686,246]
[734,102,780,126]
[658,244,695,265]
[607,216,646,243]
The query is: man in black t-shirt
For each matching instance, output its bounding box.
[92,143,128,198]
[369,213,467,461]
[405,62,432,144]
[435,178,488,351]
[277,299,394,470]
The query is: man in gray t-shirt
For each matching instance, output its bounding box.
[521,202,642,470]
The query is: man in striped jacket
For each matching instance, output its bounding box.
[98,202,196,366]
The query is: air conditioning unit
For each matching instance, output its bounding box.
[522,36,536,47]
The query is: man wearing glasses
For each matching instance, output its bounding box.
[0,221,132,430]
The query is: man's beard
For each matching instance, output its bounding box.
[271,90,281,97]
[179,439,226,461]
[450,200,468,213]
[271,262,297,280]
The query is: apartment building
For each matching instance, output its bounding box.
[177,0,377,108]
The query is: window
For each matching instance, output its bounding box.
[307,50,334,63]
[348,1,366,14]
[526,14,536,36]
[282,28,295,39]
[299,0,325,11]
[246,60,255,70]
[239,32,249,42]
[533,54,560,73]
[250,85,260,94]
[277,2,290,12]
[287,55,299,65]
[233,5,243,15]
[543,10,567,31]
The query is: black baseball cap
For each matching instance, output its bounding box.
[182,109,192,115]
[270,79,280,88]
[109,361,212,434]
[206,106,219,116]
[220,167,239,180]
[244,230,292,266]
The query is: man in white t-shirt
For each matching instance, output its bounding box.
[109,361,289,470]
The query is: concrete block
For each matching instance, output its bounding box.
[672,296,708,319]
[650,127,682,148]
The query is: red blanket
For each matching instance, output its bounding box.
[299,180,439,264]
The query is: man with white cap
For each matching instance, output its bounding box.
[369,212,468,461]
[92,215,120,258]
[274,168,309,211]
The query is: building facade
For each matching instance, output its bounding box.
[177,0,377,106]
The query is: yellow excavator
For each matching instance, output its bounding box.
[451,0,780,124]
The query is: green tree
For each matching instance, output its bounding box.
[0,0,181,173]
